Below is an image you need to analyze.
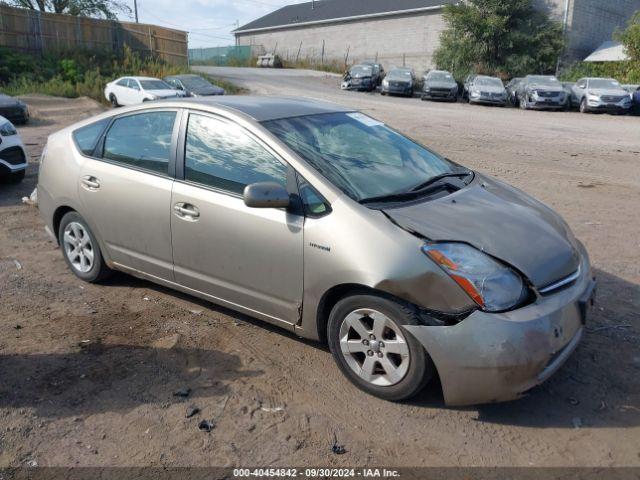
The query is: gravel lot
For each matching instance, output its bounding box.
[1,70,639,468]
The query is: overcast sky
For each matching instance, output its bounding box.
[128,0,304,48]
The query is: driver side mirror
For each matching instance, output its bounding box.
[243,182,290,209]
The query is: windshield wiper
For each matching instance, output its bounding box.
[359,171,473,205]
[409,171,473,192]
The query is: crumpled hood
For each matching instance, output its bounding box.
[384,177,581,289]
[529,84,564,94]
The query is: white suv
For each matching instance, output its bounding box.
[0,115,27,183]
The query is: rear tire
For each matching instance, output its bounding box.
[327,294,434,401]
[58,211,112,283]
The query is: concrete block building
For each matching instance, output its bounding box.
[234,0,640,72]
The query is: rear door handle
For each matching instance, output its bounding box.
[81,176,100,190]
[173,202,200,219]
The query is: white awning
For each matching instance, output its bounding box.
[584,41,629,62]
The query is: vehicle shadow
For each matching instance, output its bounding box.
[408,268,640,428]
[0,342,263,419]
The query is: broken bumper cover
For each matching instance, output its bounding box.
[404,249,596,406]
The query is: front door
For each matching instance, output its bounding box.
[171,112,304,325]
[78,109,180,280]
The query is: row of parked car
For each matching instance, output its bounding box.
[103,74,225,107]
[342,63,640,115]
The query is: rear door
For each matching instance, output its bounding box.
[77,108,180,280]
[170,111,304,325]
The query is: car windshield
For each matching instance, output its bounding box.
[427,72,453,82]
[139,80,172,90]
[180,76,213,89]
[388,70,412,80]
[589,79,621,89]
[475,77,503,87]
[262,112,455,202]
[350,66,372,76]
[528,76,560,87]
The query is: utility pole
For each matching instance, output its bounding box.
[134,0,139,23]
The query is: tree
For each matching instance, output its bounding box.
[433,0,564,80]
[8,0,131,20]
[616,10,640,63]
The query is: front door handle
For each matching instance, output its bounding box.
[174,202,200,219]
[81,176,100,190]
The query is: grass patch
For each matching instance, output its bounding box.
[0,46,246,104]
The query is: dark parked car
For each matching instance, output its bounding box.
[505,78,523,106]
[381,68,416,97]
[344,64,378,92]
[163,74,225,97]
[0,93,29,124]
[516,75,568,111]
[421,70,458,102]
[465,75,508,106]
[361,60,385,86]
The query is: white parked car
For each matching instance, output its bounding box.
[0,115,28,183]
[104,76,185,107]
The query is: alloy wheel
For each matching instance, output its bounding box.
[338,309,410,387]
[63,221,94,273]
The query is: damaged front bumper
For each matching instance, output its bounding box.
[404,250,596,406]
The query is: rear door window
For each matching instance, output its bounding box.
[73,118,110,156]
[102,111,176,175]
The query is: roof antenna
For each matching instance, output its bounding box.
[311,0,315,9]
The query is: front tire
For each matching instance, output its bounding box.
[579,98,589,114]
[58,212,112,283]
[519,95,528,110]
[327,294,434,401]
[109,94,119,108]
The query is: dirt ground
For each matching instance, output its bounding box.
[1,73,639,469]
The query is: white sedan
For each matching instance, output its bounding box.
[0,115,28,183]
[104,76,185,107]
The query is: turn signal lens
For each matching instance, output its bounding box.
[422,243,526,312]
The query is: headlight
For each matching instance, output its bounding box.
[382,79,389,87]
[587,94,600,101]
[0,121,18,136]
[146,94,158,100]
[422,243,527,312]
[470,89,480,97]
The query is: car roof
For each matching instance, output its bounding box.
[175,96,354,122]
[127,76,163,81]
[165,74,201,79]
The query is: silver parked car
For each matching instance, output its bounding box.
[38,97,596,406]
[570,77,633,114]
[517,75,568,110]
[465,75,508,106]
[381,68,415,97]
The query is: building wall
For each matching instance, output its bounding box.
[567,0,640,60]
[236,10,447,73]
[535,0,640,60]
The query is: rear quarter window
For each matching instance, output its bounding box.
[72,118,110,156]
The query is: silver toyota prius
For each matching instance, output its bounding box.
[38,96,597,406]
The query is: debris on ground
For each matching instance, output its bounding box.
[260,406,285,413]
[331,433,346,455]
[567,397,580,406]
[186,406,200,418]
[13,259,22,270]
[173,387,191,398]
[21,188,38,206]
[14,324,22,330]
[198,419,215,432]
[572,417,583,429]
